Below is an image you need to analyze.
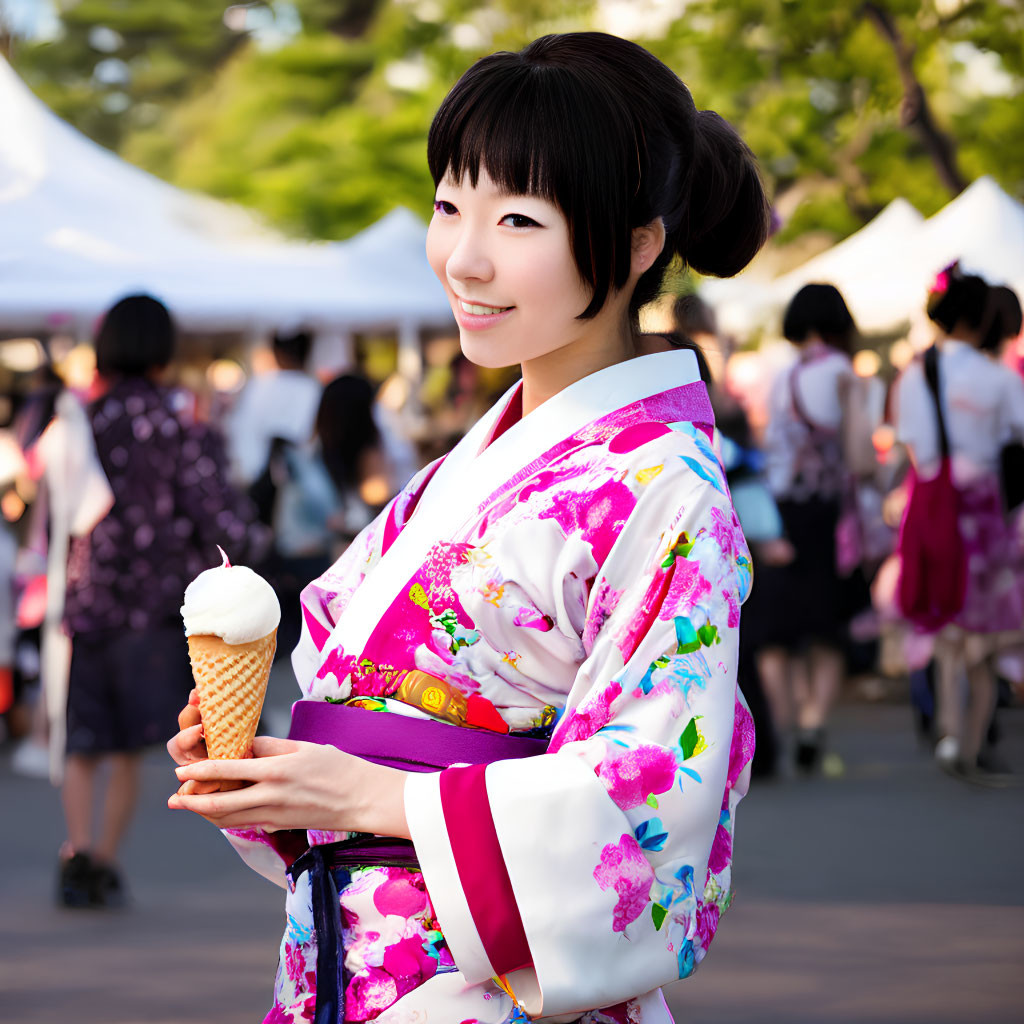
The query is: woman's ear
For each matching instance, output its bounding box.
[631,219,667,276]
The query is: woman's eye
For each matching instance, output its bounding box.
[433,199,458,216]
[500,213,540,229]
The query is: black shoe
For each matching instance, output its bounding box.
[57,852,95,908]
[794,728,824,775]
[89,861,127,908]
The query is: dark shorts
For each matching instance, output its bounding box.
[66,625,193,756]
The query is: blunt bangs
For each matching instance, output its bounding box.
[428,49,638,319]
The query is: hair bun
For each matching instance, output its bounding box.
[926,260,988,333]
[681,110,770,278]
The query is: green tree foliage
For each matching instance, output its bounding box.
[10,0,245,151]
[644,0,1023,241]
[8,0,1023,246]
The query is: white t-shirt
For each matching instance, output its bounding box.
[226,369,323,485]
[893,339,1024,486]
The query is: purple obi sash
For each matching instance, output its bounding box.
[284,699,548,1024]
[287,698,550,768]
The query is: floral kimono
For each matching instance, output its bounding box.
[227,349,755,1024]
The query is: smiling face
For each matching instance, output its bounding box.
[427,168,627,375]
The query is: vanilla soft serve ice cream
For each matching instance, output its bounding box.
[181,548,280,766]
[181,547,280,644]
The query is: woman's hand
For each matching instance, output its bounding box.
[167,690,221,796]
[168,736,411,839]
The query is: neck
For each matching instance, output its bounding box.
[519,315,636,416]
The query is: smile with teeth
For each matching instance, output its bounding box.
[459,300,512,315]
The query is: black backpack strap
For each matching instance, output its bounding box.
[922,345,951,460]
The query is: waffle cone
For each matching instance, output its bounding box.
[187,630,276,761]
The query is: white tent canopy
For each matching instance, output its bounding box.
[0,57,452,336]
[771,198,926,333]
[826,176,1024,335]
[702,177,1024,338]
[906,175,1024,300]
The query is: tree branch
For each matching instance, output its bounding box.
[861,1,966,195]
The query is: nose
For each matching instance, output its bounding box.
[445,223,494,288]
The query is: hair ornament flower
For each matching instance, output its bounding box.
[929,260,960,296]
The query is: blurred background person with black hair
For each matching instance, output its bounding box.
[316,373,392,544]
[892,268,1024,783]
[54,294,267,908]
[757,284,868,774]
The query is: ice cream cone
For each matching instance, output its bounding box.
[186,630,277,762]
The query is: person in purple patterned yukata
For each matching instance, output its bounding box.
[59,294,268,908]
[170,33,770,1024]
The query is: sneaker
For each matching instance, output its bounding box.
[934,735,959,767]
[57,852,95,908]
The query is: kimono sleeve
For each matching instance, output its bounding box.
[405,438,756,1018]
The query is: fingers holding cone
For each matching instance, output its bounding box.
[175,553,280,808]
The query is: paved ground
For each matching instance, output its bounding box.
[1,686,1022,1024]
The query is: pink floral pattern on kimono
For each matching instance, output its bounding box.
[596,744,679,810]
[594,834,656,932]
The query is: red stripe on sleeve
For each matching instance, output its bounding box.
[439,764,533,976]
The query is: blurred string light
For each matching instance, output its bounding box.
[206,358,246,394]
[0,338,45,374]
[1,491,25,523]
[888,339,916,371]
[852,349,882,378]
[57,344,97,391]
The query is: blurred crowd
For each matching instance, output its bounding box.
[0,258,1021,909]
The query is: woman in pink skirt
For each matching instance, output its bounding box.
[893,266,1024,782]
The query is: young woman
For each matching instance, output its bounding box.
[57,294,267,907]
[757,284,862,773]
[893,267,1024,781]
[169,33,769,1023]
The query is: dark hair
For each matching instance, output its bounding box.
[315,373,381,491]
[926,262,989,335]
[673,293,717,337]
[979,284,1022,353]
[428,32,770,320]
[782,283,857,354]
[272,330,313,369]
[94,294,175,376]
